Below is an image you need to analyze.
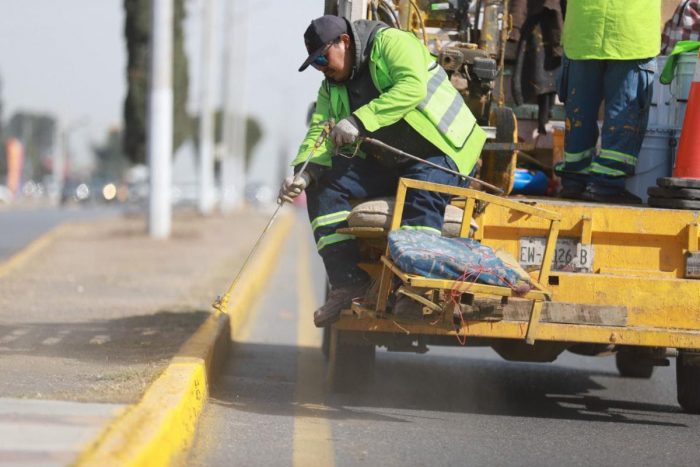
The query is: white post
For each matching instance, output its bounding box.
[198,0,217,215]
[220,0,247,213]
[148,0,173,238]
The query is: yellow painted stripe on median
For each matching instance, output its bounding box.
[77,211,296,467]
[293,225,335,467]
[0,223,64,280]
[76,311,229,467]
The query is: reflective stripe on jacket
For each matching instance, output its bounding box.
[293,27,486,176]
[562,0,661,60]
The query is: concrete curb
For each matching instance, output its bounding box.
[76,211,295,466]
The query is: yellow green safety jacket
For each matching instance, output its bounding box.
[562,0,661,60]
[292,27,486,176]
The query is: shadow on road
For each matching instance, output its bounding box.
[0,310,209,365]
[208,341,687,429]
[0,310,210,402]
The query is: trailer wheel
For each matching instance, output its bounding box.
[321,326,331,359]
[677,351,700,414]
[615,349,654,379]
[327,329,375,393]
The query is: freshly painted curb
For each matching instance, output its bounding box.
[76,211,295,466]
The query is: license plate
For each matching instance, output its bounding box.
[519,237,594,273]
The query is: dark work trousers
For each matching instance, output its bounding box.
[304,153,466,289]
[555,56,655,188]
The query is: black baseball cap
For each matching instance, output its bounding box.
[298,15,348,72]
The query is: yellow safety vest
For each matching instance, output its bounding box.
[294,27,486,176]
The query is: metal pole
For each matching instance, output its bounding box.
[148,0,173,238]
[220,0,247,213]
[53,127,66,206]
[198,0,217,214]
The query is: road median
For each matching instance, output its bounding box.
[76,211,294,466]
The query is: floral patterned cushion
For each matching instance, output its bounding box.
[388,230,532,292]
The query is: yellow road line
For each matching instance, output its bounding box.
[293,225,335,467]
[0,223,64,280]
[230,212,294,342]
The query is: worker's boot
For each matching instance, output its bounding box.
[313,281,369,328]
[557,174,587,200]
[581,183,642,205]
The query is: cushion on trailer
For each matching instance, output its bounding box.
[388,230,532,292]
[347,198,477,237]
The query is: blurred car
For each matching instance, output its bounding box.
[61,179,123,205]
[61,181,91,204]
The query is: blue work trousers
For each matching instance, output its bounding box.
[305,154,465,288]
[556,56,655,186]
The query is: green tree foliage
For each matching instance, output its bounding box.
[243,116,262,169]
[193,111,264,169]
[123,0,190,164]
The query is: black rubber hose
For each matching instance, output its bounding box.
[378,0,400,28]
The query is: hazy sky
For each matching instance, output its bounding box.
[0,0,321,185]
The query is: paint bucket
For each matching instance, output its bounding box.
[672,52,699,129]
[512,169,549,195]
[649,56,675,128]
[625,127,675,202]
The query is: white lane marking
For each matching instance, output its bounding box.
[42,329,71,346]
[89,335,111,345]
[0,328,31,344]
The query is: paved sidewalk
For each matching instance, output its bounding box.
[0,208,270,404]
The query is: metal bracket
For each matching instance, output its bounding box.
[396,285,442,316]
[580,215,593,245]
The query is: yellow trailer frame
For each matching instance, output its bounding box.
[334,178,700,350]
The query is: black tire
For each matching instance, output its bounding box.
[616,349,654,379]
[327,329,376,393]
[321,326,331,359]
[677,351,700,414]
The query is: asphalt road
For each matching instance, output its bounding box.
[189,214,700,467]
[0,204,122,261]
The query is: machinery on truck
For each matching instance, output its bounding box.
[318,0,700,414]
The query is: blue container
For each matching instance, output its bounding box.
[512,169,549,195]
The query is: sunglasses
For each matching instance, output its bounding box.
[312,53,330,68]
[311,40,339,69]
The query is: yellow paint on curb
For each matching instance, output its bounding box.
[0,223,64,280]
[77,210,296,467]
